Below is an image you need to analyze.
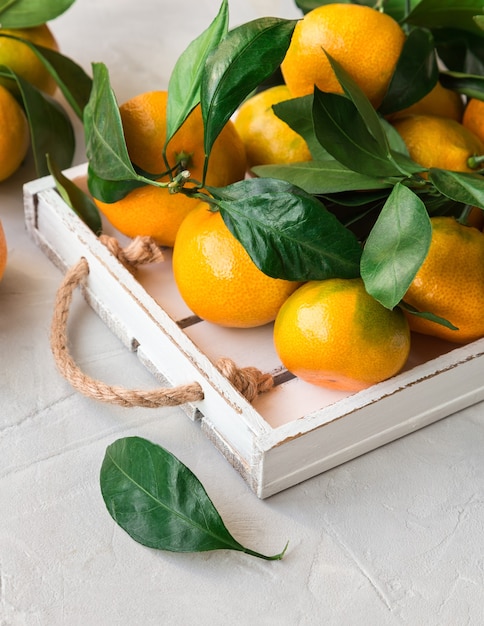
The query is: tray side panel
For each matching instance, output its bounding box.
[256,354,484,498]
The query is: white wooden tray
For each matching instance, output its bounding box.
[23,164,484,498]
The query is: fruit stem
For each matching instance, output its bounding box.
[467,154,484,170]
[457,204,473,226]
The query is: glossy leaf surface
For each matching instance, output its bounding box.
[84,63,138,183]
[429,168,484,209]
[0,0,75,27]
[361,184,432,309]
[0,66,75,176]
[48,155,102,235]
[0,34,92,120]
[379,28,438,115]
[405,0,484,36]
[101,437,287,560]
[252,161,394,195]
[166,0,229,144]
[201,17,297,165]
[210,178,362,281]
[272,94,331,160]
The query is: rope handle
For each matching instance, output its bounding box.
[50,236,274,409]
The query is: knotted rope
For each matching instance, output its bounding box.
[50,235,274,408]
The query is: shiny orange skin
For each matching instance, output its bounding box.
[462,97,484,144]
[274,278,411,391]
[403,217,484,343]
[280,3,406,108]
[95,91,247,247]
[391,114,484,173]
[0,221,7,280]
[172,203,301,328]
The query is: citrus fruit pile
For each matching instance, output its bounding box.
[82,0,484,393]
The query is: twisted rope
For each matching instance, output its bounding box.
[50,238,274,408]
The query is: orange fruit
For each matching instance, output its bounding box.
[0,220,7,280]
[388,82,464,122]
[462,97,484,144]
[234,85,311,167]
[0,84,30,182]
[391,114,484,173]
[0,24,59,95]
[172,202,301,328]
[280,3,406,108]
[273,278,410,391]
[403,216,484,343]
[94,91,247,247]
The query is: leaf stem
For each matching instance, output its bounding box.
[242,540,289,561]
[467,154,484,170]
[457,204,473,225]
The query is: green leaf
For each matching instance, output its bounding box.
[100,437,287,560]
[439,70,484,99]
[361,183,432,309]
[379,27,438,116]
[47,155,102,235]
[0,34,92,119]
[327,51,391,150]
[429,168,484,209]
[405,0,484,36]
[0,0,75,27]
[434,28,484,75]
[165,0,229,144]
[86,166,147,204]
[200,17,297,174]
[272,94,331,160]
[399,301,459,330]
[0,66,75,176]
[312,89,404,178]
[84,62,139,184]
[252,160,394,195]
[210,178,362,281]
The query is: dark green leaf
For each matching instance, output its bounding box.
[0,66,75,176]
[399,301,459,330]
[361,183,432,309]
[200,17,297,171]
[86,166,148,203]
[84,62,139,183]
[379,27,438,116]
[0,0,75,27]
[272,94,331,160]
[429,168,484,209]
[405,0,484,36]
[101,437,287,560]
[166,0,229,144]
[211,178,362,281]
[439,70,484,99]
[252,160,394,195]
[0,34,92,119]
[434,28,484,75]
[327,51,390,150]
[312,89,404,177]
[47,155,102,235]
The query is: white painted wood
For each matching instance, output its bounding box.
[23,165,484,498]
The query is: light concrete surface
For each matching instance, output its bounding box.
[1,1,483,624]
